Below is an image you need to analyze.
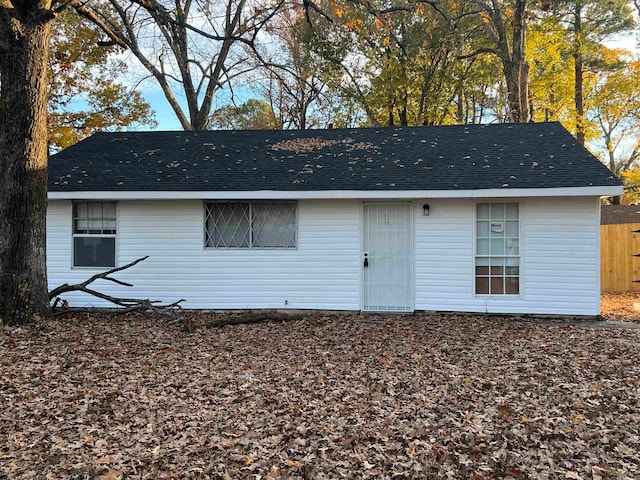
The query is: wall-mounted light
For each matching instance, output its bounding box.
[423,204,430,216]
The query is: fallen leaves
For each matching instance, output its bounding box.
[1,312,639,479]
[601,292,640,322]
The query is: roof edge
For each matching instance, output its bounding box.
[48,185,623,200]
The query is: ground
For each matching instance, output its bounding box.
[1,311,639,479]
[601,292,640,322]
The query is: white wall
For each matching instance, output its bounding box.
[47,196,601,315]
[46,199,361,310]
[414,196,601,315]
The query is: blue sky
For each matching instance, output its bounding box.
[142,90,183,130]
[141,86,254,131]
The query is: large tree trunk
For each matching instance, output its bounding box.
[0,2,54,324]
[487,0,529,123]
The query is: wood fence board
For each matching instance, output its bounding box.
[601,223,640,292]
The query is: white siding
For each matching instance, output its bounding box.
[47,196,602,315]
[414,196,601,315]
[47,199,361,310]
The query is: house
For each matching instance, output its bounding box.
[47,122,622,316]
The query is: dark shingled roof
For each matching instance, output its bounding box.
[601,205,640,225]
[48,122,621,192]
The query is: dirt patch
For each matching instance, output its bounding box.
[1,313,639,479]
[602,291,640,322]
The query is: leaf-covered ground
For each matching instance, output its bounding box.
[1,313,639,479]
[601,292,640,322]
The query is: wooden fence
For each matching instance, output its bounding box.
[601,222,640,292]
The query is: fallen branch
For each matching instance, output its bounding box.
[207,311,305,328]
[48,256,185,317]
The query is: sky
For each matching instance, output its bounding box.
[140,84,260,131]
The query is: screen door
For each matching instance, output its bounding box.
[363,202,413,312]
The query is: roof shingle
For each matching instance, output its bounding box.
[48,122,621,192]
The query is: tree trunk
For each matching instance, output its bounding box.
[0,4,54,325]
[504,64,523,122]
[496,0,529,123]
[573,3,585,145]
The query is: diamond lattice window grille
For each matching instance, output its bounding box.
[205,202,297,249]
[205,203,250,248]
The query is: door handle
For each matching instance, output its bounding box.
[363,252,369,268]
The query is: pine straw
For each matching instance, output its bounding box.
[601,292,640,322]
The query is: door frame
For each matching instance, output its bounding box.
[360,200,415,312]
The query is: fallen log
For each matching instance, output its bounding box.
[207,311,305,328]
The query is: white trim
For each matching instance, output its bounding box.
[595,197,602,315]
[48,185,623,201]
[358,201,364,311]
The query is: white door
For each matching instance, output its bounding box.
[363,202,413,312]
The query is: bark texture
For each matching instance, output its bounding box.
[573,3,585,145]
[0,0,54,324]
[471,0,530,123]
[501,0,529,122]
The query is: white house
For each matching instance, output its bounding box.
[47,122,622,316]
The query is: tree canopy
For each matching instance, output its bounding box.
[49,9,156,149]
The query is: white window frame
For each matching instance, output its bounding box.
[204,201,298,249]
[474,201,521,296]
[72,201,117,268]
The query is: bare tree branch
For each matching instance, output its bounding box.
[48,256,185,316]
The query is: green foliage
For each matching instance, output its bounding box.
[210,99,279,130]
[48,10,156,149]
[303,0,503,126]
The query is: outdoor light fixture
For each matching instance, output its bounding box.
[423,204,430,216]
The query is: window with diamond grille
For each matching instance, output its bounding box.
[205,202,297,248]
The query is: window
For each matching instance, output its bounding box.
[205,202,297,249]
[475,202,519,295]
[73,202,116,267]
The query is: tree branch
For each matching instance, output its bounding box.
[48,256,186,316]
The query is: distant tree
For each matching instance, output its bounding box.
[210,98,280,130]
[49,9,155,149]
[621,169,640,204]
[303,0,497,126]
[528,17,575,124]
[548,0,635,144]
[589,53,640,176]
[259,6,328,129]
[464,0,530,122]
[74,0,285,130]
